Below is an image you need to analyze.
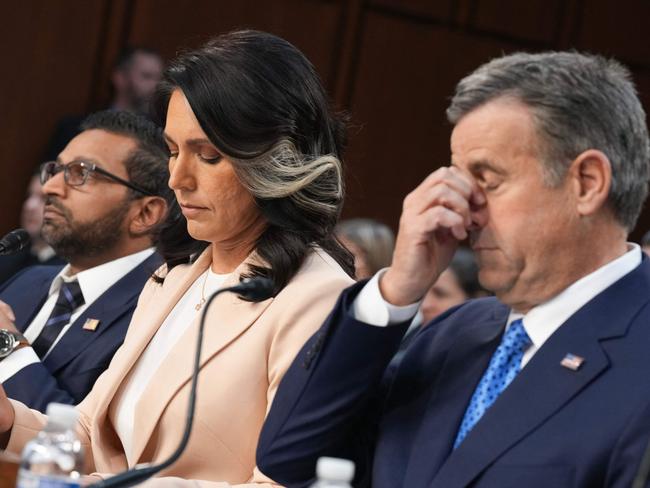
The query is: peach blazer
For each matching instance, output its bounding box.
[7,247,353,487]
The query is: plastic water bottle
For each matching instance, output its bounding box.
[310,456,355,487]
[16,403,84,488]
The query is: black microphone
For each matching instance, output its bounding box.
[0,229,30,256]
[92,276,274,488]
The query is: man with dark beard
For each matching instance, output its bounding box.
[0,110,170,412]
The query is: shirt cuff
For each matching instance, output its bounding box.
[352,269,422,326]
[0,347,40,383]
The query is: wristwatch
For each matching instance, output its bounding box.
[0,329,28,359]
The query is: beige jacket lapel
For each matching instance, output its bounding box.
[129,251,274,463]
[94,251,212,416]
[79,251,212,472]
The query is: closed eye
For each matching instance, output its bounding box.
[199,154,222,164]
[475,171,502,192]
[481,180,501,191]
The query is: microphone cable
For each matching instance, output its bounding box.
[92,277,274,488]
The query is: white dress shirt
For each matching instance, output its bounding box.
[113,268,230,462]
[0,248,155,383]
[354,244,642,368]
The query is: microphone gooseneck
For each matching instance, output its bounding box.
[92,276,274,488]
[0,229,30,256]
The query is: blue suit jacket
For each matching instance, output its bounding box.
[0,253,161,412]
[257,259,650,487]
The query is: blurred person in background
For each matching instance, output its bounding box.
[44,46,164,162]
[0,30,354,487]
[0,110,170,412]
[0,172,64,285]
[336,218,395,279]
[111,46,165,114]
[390,248,489,367]
[419,247,487,323]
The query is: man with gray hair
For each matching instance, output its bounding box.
[257,51,650,487]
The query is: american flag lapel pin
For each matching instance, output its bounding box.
[82,318,100,331]
[560,353,585,371]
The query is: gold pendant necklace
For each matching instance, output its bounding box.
[195,271,210,311]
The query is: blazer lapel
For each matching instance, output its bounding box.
[430,260,650,488]
[43,254,162,372]
[13,275,54,332]
[91,252,211,429]
[401,303,508,488]
[129,254,274,463]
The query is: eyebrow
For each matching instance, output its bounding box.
[455,159,507,176]
[163,134,215,149]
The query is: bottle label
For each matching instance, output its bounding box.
[17,470,81,488]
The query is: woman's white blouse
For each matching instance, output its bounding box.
[113,268,230,462]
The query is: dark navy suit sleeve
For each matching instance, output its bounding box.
[605,398,650,487]
[0,302,135,411]
[257,281,410,487]
[1,302,134,412]
[3,362,76,409]
[0,265,73,410]
[0,265,46,294]
[0,251,31,288]
[0,256,158,413]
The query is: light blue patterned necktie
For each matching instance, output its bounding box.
[453,318,532,449]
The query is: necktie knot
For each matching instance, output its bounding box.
[499,318,532,358]
[56,279,85,312]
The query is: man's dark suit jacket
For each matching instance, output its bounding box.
[0,253,161,412]
[0,248,65,286]
[257,259,650,487]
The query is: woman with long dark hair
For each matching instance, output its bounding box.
[0,30,354,487]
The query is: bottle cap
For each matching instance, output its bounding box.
[316,456,355,482]
[46,403,79,429]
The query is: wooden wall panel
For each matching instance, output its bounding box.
[1,0,649,243]
[88,0,135,111]
[628,69,650,241]
[342,11,517,228]
[368,0,453,22]
[471,0,566,45]
[126,0,344,91]
[575,0,650,66]
[0,0,112,234]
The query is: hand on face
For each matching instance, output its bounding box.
[380,167,486,306]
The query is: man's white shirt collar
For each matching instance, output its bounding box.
[49,248,155,304]
[509,243,642,366]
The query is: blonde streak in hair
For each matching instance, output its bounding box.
[233,141,343,214]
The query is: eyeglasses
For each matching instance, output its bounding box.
[40,160,154,196]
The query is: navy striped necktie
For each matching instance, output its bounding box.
[32,280,85,358]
